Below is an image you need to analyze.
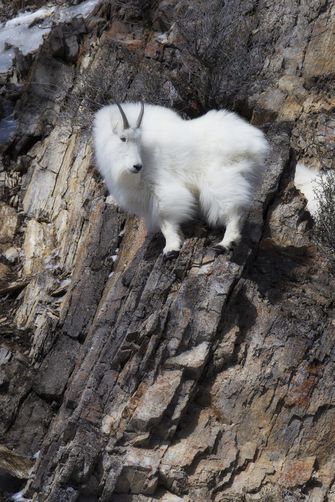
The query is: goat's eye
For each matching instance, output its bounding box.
[120,137,126,142]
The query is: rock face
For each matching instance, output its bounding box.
[0,0,334,500]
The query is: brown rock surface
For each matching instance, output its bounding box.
[0,0,334,501]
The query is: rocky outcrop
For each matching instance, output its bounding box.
[0,0,334,500]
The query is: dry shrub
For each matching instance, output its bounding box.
[313,170,335,264]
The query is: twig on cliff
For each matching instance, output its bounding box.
[313,170,335,265]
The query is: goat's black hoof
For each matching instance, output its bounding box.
[163,250,179,260]
[211,244,228,254]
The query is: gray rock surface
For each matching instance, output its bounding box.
[0,0,334,500]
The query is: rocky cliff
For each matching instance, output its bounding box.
[0,0,334,500]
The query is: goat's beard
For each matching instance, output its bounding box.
[115,166,142,186]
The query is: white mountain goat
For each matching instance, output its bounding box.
[93,102,269,257]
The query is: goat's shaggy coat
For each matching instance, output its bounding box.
[93,103,269,255]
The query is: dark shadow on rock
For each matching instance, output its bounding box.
[0,468,25,499]
[192,283,259,388]
[246,238,314,304]
[142,220,209,262]
[219,283,258,341]
[142,233,166,262]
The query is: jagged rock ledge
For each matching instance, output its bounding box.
[0,0,334,500]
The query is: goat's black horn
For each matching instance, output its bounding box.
[116,103,130,129]
[136,101,144,128]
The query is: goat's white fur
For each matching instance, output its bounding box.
[93,103,269,255]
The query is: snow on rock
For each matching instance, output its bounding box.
[294,162,321,217]
[58,0,101,21]
[0,7,54,72]
[0,0,101,73]
[3,246,19,263]
[10,490,31,502]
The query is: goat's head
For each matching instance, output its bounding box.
[114,102,144,174]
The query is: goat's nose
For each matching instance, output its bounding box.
[133,164,142,172]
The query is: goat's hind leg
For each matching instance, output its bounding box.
[213,211,244,253]
[200,184,245,253]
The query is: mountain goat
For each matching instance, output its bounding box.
[93,102,269,257]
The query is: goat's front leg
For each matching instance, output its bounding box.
[160,219,184,258]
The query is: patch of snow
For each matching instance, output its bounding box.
[3,246,19,262]
[10,490,31,502]
[5,8,55,29]
[57,0,100,21]
[0,7,54,72]
[111,248,119,262]
[155,32,169,44]
[0,0,101,73]
[294,163,320,216]
[0,50,15,73]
